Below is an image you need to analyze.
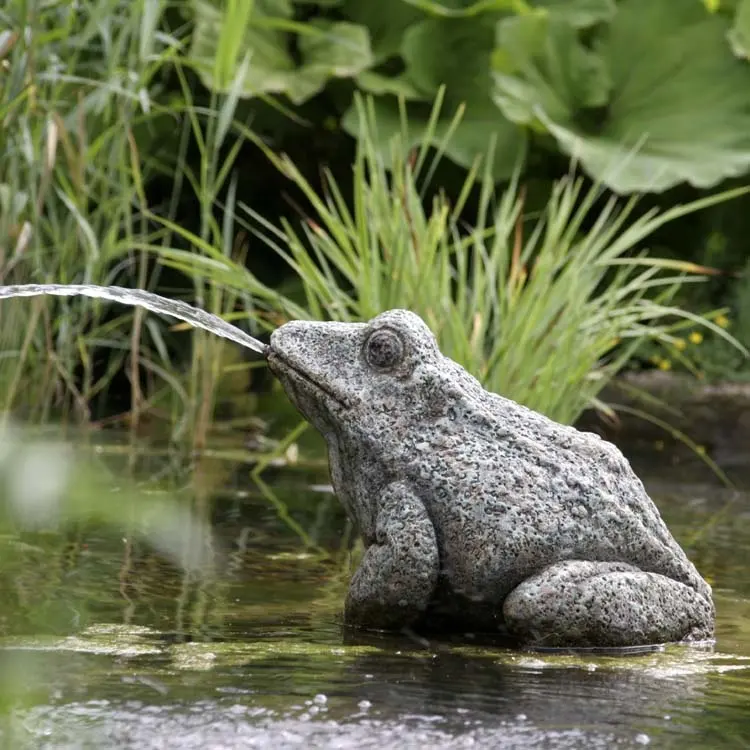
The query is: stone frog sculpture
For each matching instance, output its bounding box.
[267,309,715,648]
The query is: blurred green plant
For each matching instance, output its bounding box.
[0,421,345,727]
[187,0,750,193]
[3,0,749,436]
[0,420,222,650]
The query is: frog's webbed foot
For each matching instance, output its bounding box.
[503,560,715,648]
[344,482,439,631]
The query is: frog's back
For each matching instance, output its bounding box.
[398,363,709,607]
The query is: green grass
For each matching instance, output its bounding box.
[0,0,156,420]
[1,0,746,437]
[235,93,747,425]
[0,0,266,447]
[1,0,168,419]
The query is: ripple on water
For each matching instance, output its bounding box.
[3,639,750,750]
[2,464,750,749]
[6,700,639,750]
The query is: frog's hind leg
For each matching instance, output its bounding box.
[503,560,715,648]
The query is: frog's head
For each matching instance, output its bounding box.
[267,309,485,541]
[266,309,445,440]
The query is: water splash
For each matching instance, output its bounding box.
[0,284,267,355]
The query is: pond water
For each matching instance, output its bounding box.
[1,439,749,749]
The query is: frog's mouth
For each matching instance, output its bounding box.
[266,350,351,410]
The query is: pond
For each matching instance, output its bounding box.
[1,435,749,749]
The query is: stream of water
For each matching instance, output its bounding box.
[0,283,267,354]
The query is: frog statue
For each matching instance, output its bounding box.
[266,309,715,648]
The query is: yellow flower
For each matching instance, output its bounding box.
[673,338,687,351]
[715,314,730,329]
[689,331,704,345]
[658,359,672,371]
[703,0,720,12]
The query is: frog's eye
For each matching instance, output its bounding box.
[364,328,405,371]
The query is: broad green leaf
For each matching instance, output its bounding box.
[402,0,530,17]
[531,0,616,27]
[493,0,750,193]
[355,70,425,100]
[290,21,374,103]
[433,100,527,175]
[189,0,294,97]
[341,95,526,179]
[728,0,750,59]
[189,2,373,104]
[493,14,609,124]
[381,16,524,177]
[341,0,424,61]
[402,18,497,103]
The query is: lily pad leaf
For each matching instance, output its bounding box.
[493,0,750,193]
[189,1,373,105]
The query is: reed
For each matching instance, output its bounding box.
[0,0,265,447]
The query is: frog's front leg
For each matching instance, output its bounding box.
[344,482,439,630]
[503,560,715,648]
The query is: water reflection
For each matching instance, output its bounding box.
[0,439,749,749]
[4,632,750,749]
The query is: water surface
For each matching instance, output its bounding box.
[1,438,748,749]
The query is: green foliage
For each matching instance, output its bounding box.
[187,0,750,192]
[0,0,171,418]
[2,0,749,433]
[0,0,263,441]
[729,0,750,59]
[495,0,750,192]
[0,421,219,624]
[189,0,375,104]
[236,96,745,424]
[641,260,750,382]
